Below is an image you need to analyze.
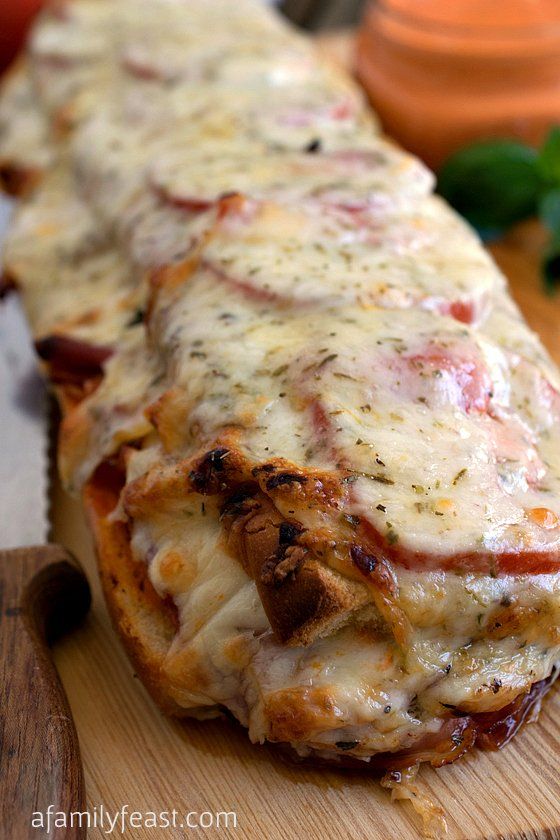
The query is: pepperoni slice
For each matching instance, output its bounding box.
[35,334,113,385]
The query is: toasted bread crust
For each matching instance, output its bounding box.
[123,447,372,645]
[84,463,187,717]
[222,489,369,645]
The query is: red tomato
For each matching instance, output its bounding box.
[0,0,44,75]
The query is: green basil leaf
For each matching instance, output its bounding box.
[539,189,560,231]
[542,230,560,292]
[537,126,560,186]
[437,140,540,234]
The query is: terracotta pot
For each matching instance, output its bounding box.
[356,0,560,169]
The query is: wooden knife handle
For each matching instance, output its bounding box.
[0,544,91,840]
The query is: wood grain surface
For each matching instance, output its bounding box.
[49,35,560,840]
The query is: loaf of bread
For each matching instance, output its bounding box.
[2,0,559,821]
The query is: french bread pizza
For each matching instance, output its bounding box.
[2,0,560,831]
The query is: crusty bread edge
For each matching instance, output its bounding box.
[83,467,190,717]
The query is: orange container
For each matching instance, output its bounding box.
[356,0,560,169]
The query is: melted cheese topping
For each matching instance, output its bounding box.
[0,63,52,173]
[2,0,560,764]
[145,248,559,562]
[134,495,560,753]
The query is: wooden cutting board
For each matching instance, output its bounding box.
[50,36,560,840]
